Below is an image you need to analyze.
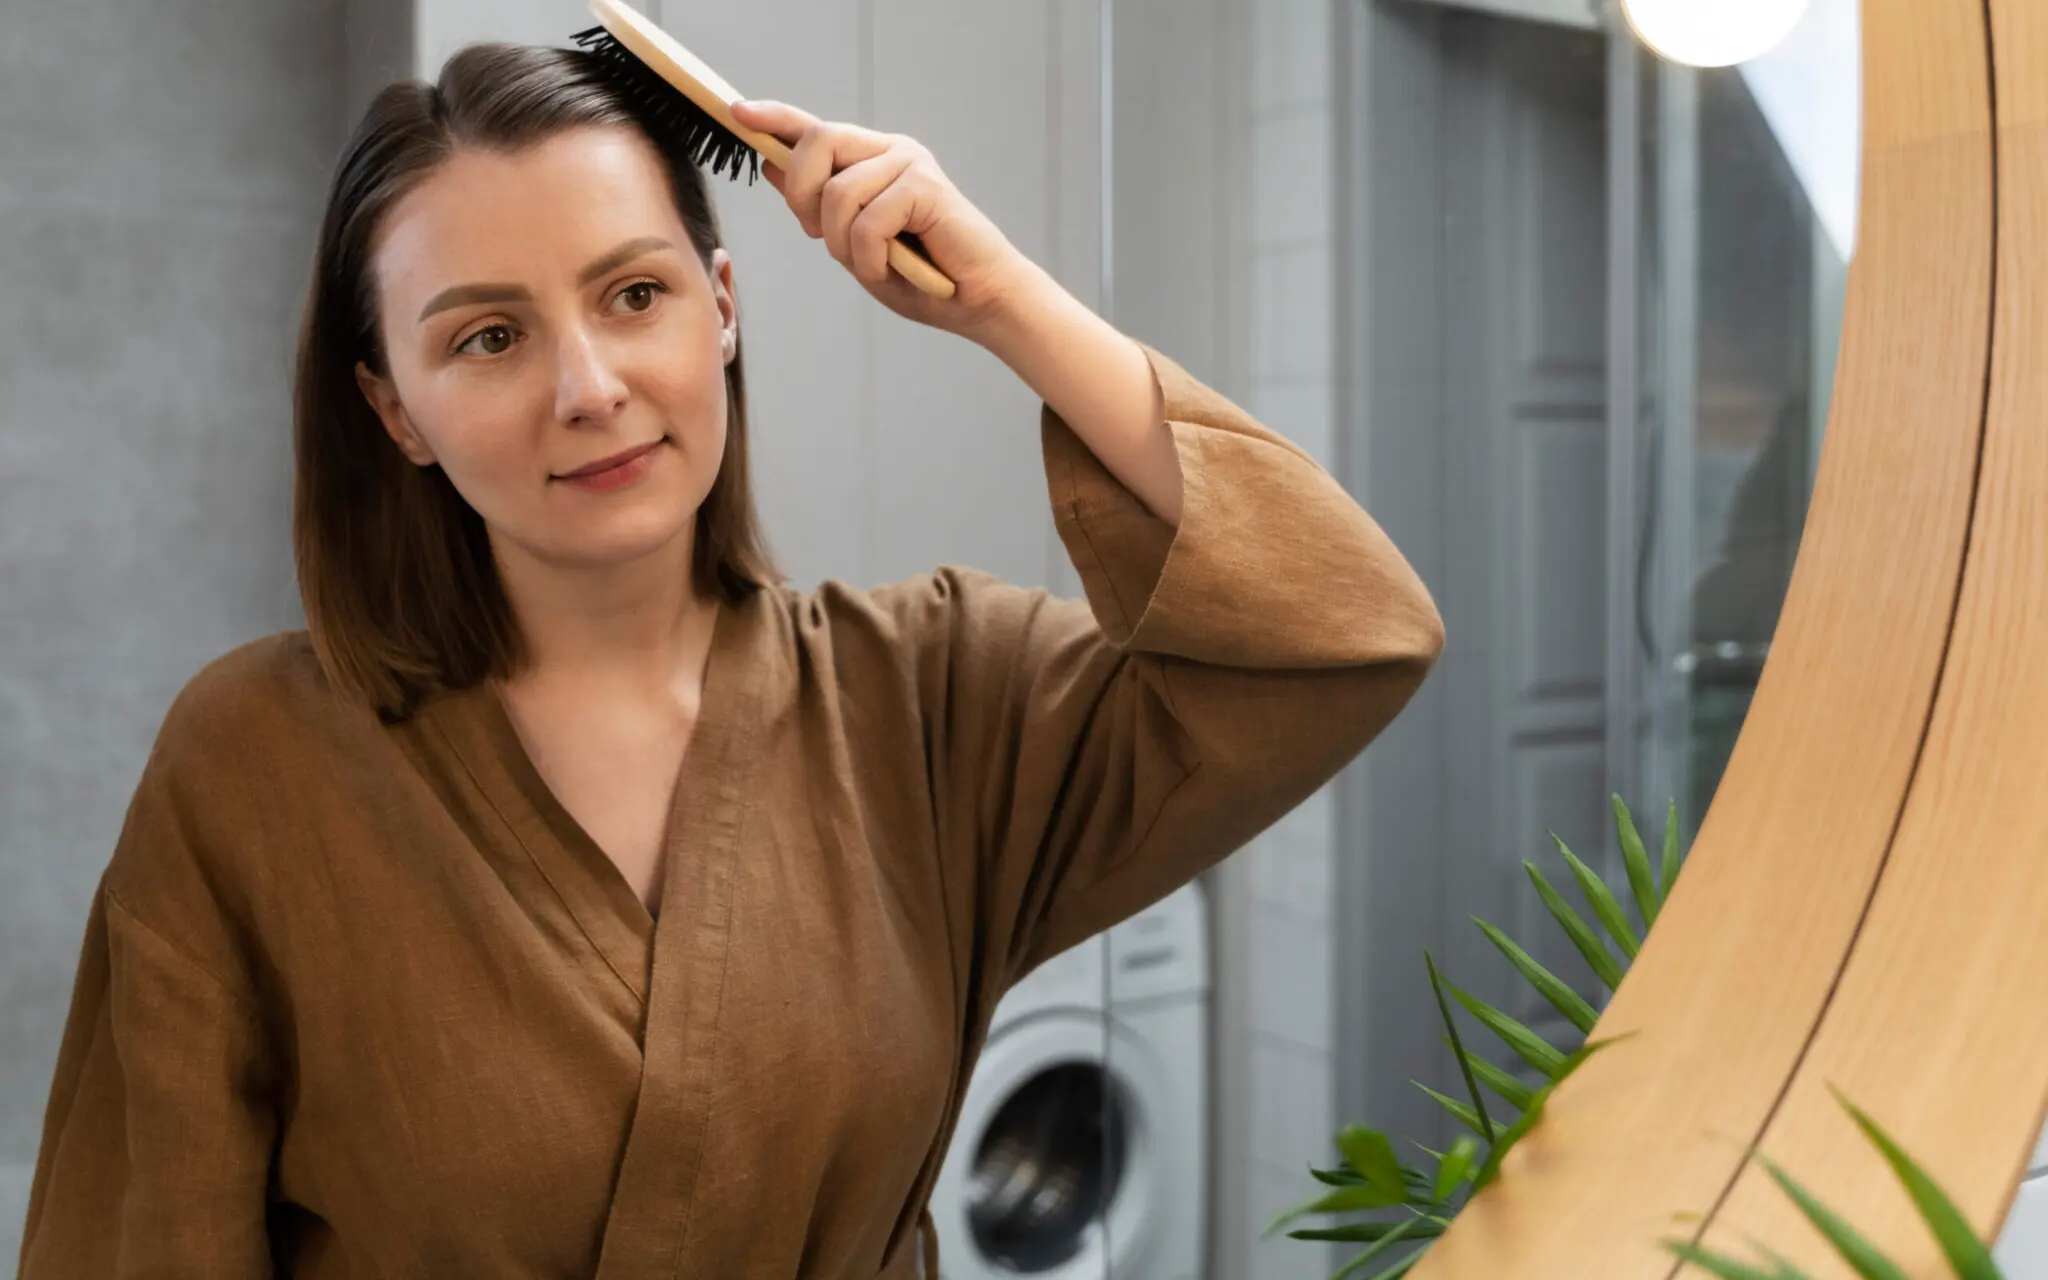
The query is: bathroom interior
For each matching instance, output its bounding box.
[2,0,2039,1275]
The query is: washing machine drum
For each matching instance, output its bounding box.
[966,1063,1128,1270]
[935,1012,1170,1279]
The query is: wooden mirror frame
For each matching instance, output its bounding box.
[1412,0,2046,1273]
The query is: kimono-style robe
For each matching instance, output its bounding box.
[19,344,1443,1278]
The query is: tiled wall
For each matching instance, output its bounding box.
[0,0,345,1264]
[1238,0,1343,1275]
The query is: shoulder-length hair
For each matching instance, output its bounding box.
[293,42,780,724]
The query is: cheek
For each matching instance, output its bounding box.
[430,406,525,480]
[409,385,540,510]
[666,365,731,455]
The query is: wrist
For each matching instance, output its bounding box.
[965,256,1078,363]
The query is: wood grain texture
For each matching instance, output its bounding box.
[1697,1,2048,1271]
[1410,0,1995,1273]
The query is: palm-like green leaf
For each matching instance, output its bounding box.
[1337,1125,1407,1202]
[1328,1214,1431,1280]
[1289,1220,1447,1243]
[1432,1134,1480,1203]
[1665,1240,1811,1280]
[1303,1161,1435,1202]
[1612,794,1661,930]
[1414,1082,1489,1140]
[1426,951,1497,1142]
[1290,798,2008,1280]
[1263,1178,1412,1240]
[1473,917,1599,1034]
[1525,859,1626,991]
[1403,1165,1437,1198]
[1750,1152,1911,1280]
[1442,1039,1534,1111]
[1469,1036,1620,1191]
[1444,978,1568,1079]
[1551,832,1642,959]
[1659,799,1683,899]
[1830,1087,2002,1279]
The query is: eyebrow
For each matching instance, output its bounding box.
[414,236,678,324]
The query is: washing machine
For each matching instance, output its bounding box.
[929,882,1208,1280]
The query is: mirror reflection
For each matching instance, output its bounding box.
[1043,0,1932,1277]
[13,0,2034,1277]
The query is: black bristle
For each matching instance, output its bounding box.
[570,25,762,185]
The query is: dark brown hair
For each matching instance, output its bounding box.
[293,42,780,723]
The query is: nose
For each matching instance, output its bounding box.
[552,325,629,426]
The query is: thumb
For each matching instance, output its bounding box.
[729,99,811,146]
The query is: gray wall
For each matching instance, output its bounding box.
[0,0,348,1259]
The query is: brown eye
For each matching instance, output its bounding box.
[457,325,516,357]
[614,281,664,313]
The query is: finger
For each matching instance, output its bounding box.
[781,123,894,240]
[848,170,939,289]
[760,158,824,239]
[727,99,818,147]
[821,150,918,272]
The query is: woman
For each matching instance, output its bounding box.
[20,41,1441,1280]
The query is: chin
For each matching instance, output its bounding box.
[525,498,696,570]
[580,513,698,566]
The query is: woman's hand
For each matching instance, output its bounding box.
[728,100,1046,342]
[729,100,1180,525]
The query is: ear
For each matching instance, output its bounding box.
[355,361,436,467]
[709,248,739,366]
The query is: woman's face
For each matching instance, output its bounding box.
[355,124,736,572]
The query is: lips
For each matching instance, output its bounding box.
[557,439,664,479]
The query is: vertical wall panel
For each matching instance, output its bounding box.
[0,0,346,1262]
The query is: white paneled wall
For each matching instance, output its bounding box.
[1238,0,1343,1275]
[1100,0,1359,1270]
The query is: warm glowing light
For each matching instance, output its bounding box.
[1620,0,1810,68]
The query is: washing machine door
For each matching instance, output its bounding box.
[930,1010,1173,1279]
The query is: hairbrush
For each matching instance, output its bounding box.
[571,0,957,299]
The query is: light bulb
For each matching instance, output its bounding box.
[1620,0,1810,67]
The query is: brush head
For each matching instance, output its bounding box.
[571,25,762,185]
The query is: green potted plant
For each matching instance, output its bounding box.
[1265,797,2009,1279]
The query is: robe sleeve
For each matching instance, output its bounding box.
[20,690,282,1278]
[898,342,1444,993]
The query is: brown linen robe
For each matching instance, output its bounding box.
[19,345,1443,1278]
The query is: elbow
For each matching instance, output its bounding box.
[1387,577,1446,672]
[1417,593,1449,663]
[1372,591,1444,720]
[1350,530,1444,672]
[1416,595,1447,668]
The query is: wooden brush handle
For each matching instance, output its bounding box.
[584,1,957,300]
[743,134,958,301]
